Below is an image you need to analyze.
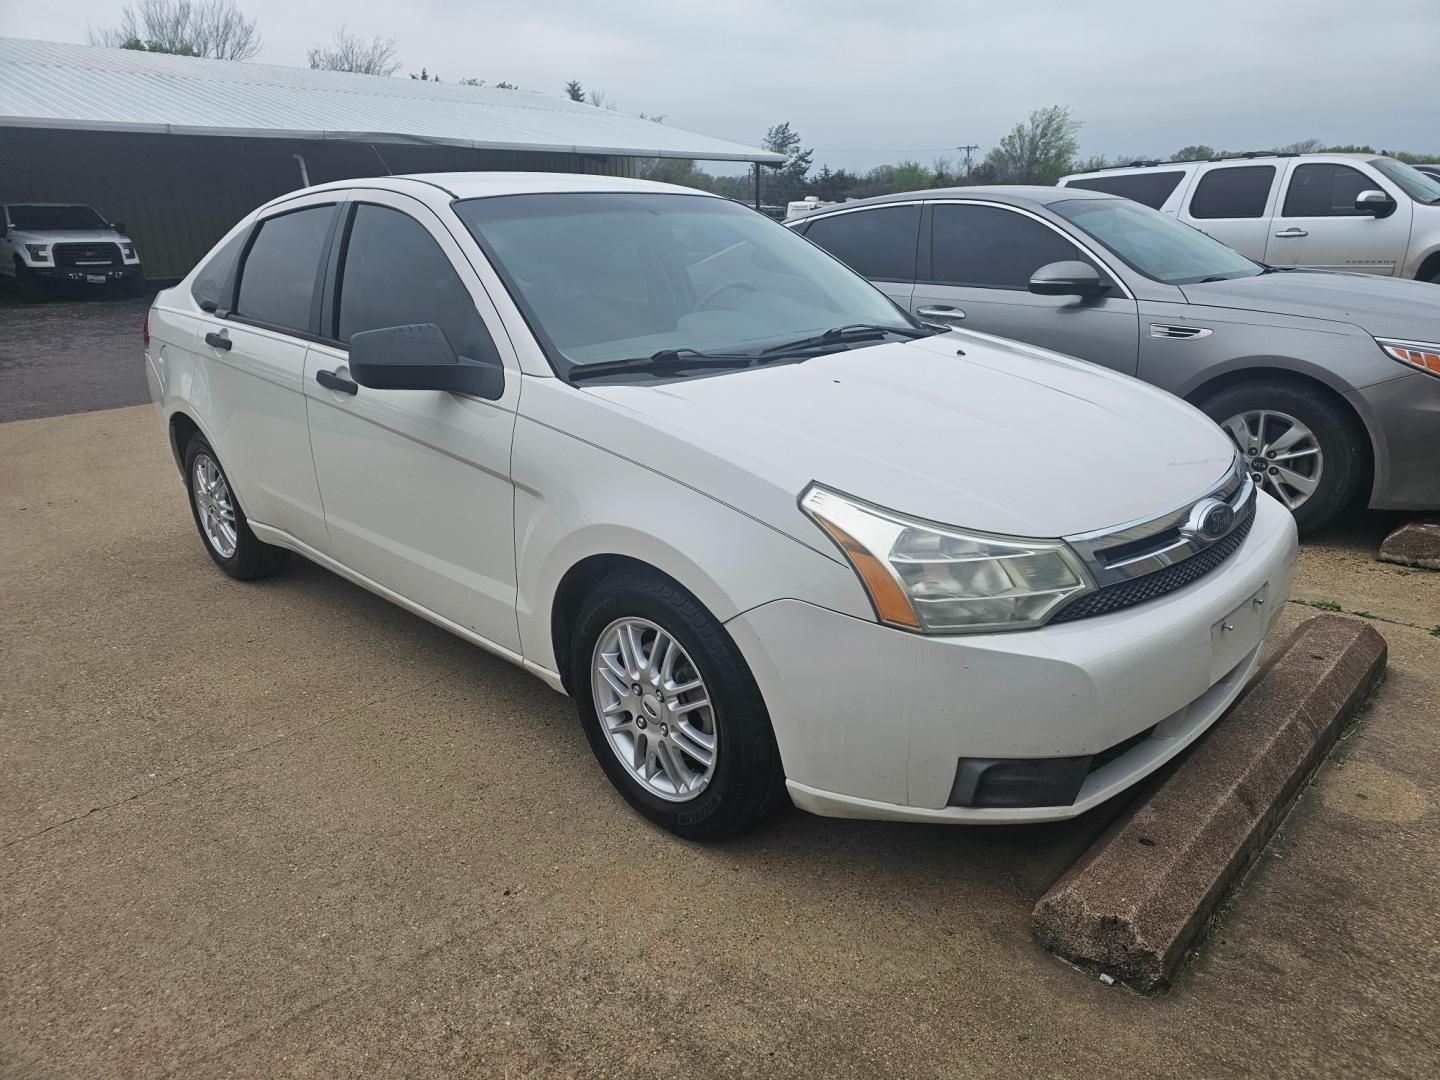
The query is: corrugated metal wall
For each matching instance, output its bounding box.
[0,128,636,280]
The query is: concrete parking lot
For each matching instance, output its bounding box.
[1,301,1438,1078]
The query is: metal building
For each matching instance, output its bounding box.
[0,38,781,280]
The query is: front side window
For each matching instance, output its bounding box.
[802,205,920,281]
[336,204,488,358]
[234,205,336,334]
[453,193,911,372]
[190,229,248,311]
[929,203,1090,290]
[1188,166,1276,219]
[1064,171,1186,210]
[1281,163,1373,217]
[8,204,109,230]
[1050,197,1261,285]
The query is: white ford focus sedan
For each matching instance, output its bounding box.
[145,173,1298,840]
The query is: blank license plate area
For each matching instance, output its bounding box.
[1210,581,1270,681]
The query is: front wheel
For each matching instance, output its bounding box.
[1199,380,1366,534]
[571,568,784,841]
[14,261,46,302]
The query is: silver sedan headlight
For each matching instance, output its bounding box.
[800,485,1094,633]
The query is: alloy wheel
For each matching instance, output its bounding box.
[1221,409,1323,511]
[192,453,239,558]
[591,617,718,802]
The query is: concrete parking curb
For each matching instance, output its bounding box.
[1032,614,1387,991]
[1377,520,1440,571]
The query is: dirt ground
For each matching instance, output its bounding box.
[1,403,1436,1079]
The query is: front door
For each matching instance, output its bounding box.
[909,201,1140,374]
[1265,161,1413,275]
[302,194,522,654]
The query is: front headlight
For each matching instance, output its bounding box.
[24,243,49,261]
[121,242,137,259]
[1376,337,1440,378]
[800,485,1094,633]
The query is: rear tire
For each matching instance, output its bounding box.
[182,433,290,580]
[570,567,785,841]
[1198,379,1367,534]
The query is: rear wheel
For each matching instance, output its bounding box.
[570,567,784,841]
[183,434,290,580]
[1199,380,1366,534]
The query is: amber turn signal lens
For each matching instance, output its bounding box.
[1381,342,1440,375]
[808,515,922,630]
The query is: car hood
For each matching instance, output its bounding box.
[1179,270,1440,341]
[11,228,128,246]
[571,332,1235,540]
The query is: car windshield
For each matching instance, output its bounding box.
[8,204,109,230]
[1049,196,1263,284]
[452,192,915,373]
[1368,157,1440,204]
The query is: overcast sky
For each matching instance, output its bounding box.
[3,0,1436,172]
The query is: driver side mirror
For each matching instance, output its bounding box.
[1354,190,1396,218]
[110,222,128,235]
[1029,260,1111,297]
[349,322,505,401]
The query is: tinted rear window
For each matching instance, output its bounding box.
[234,205,335,334]
[1065,171,1185,209]
[1188,166,1276,219]
[803,205,920,281]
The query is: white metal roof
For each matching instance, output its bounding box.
[0,38,783,164]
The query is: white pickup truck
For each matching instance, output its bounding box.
[1,202,145,300]
[1059,153,1440,283]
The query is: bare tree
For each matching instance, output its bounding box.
[586,89,616,110]
[87,0,261,60]
[306,28,401,76]
[1274,138,1323,155]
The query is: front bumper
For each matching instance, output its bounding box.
[28,263,141,283]
[1352,373,1440,510]
[725,493,1299,824]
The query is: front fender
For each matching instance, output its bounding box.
[510,415,874,679]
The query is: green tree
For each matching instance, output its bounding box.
[1172,144,1217,161]
[762,122,814,204]
[564,79,585,102]
[982,105,1082,184]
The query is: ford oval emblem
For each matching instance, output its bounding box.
[1183,498,1235,542]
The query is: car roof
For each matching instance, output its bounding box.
[1063,151,1392,181]
[263,172,725,210]
[785,185,1117,219]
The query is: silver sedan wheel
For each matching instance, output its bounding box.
[193,453,238,559]
[591,617,718,803]
[1222,409,1323,511]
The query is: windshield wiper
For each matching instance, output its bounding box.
[759,323,933,357]
[567,348,757,382]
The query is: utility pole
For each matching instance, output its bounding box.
[957,144,980,181]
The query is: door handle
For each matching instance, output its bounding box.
[204,331,232,351]
[1273,228,1308,238]
[316,369,359,396]
[916,305,966,320]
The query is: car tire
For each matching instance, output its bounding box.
[14,260,46,302]
[1198,379,1367,534]
[121,275,146,299]
[570,567,785,841]
[183,433,290,580]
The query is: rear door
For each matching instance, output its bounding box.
[197,196,339,550]
[909,201,1140,374]
[302,191,522,654]
[797,203,920,311]
[1265,160,1412,274]
[1177,163,1280,261]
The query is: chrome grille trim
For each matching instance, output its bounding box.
[1064,459,1255,589]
